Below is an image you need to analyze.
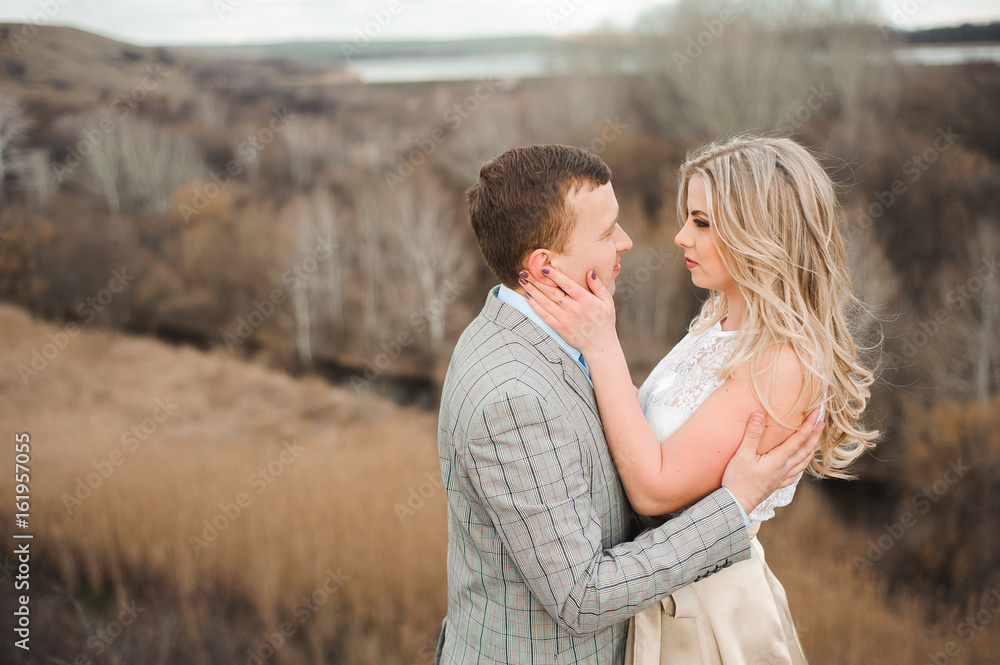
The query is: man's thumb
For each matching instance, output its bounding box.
[742,413,766,449]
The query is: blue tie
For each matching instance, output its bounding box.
[578,354,590,379]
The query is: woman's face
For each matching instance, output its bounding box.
[674,174,736,294]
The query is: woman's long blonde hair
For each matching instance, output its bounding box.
[678,135,878,479]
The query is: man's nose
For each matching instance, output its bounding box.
[616,226,633,252]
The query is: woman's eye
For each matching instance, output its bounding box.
[694,218,709,228]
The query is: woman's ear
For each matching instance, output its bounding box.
[525,249,558,288]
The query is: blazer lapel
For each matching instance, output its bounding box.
[558,356,600,422]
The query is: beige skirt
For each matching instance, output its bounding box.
[624,525,807,665]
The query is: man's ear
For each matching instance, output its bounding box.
[525,249,559,288]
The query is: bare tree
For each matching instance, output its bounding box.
[436,96,522,185]
[117,120,204,216]
[10,148,56,205]
[390,176,472,356]
[282,187,344,369]
[194,92,230,129]
[930,222,1000,402]
[283,118,337,189]
[67,113,203,217]
[636,0,882,138]
[355,179,388,354]
[0,94,32,198]
[969,223,1000,401]
[82,120,122,214]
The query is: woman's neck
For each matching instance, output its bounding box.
[721,292,744,331]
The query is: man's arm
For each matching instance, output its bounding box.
[464,392,751,638]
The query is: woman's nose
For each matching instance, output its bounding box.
[674,223,691,248]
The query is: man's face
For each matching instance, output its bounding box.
[548,182,632,295]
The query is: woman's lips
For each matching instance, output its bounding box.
[685,258,698,269]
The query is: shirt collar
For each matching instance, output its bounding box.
[495,284,591,383]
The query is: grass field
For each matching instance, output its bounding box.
[1,302,997,664]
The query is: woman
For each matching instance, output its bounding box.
[520,136,878,664]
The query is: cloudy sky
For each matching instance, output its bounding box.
[2,0,998,46]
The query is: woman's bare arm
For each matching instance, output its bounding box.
[521,268,810,516]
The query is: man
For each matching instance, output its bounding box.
[436,145,820,664]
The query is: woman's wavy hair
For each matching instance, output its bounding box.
[677,135,878,479]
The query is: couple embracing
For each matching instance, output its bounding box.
[435,138,877,664]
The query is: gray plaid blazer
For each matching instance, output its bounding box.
[435,287,751,665]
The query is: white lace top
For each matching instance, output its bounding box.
[637,320,801,525]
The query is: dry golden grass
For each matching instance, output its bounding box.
[0,302,447,664]
[760,485,1000,664]
[1,301,997,664]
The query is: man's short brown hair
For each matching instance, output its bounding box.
[467,144,612,288]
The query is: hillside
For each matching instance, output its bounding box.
[0,301,448,663]
[2,301,998,663]
[0,22,358,110]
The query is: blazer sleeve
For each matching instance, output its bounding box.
[465,391,751,638]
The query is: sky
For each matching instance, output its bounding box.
[1,0,998,46]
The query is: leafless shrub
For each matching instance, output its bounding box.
[10,147,57,205]
[283,117,340,189]
[0,93,32,197]
[65,113,204,217]
[282,187,345,368]
[389,176,473,355]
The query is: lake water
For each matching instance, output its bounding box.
[346,44,1000,84]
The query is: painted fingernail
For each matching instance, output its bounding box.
[590,270,596,280]
[751,414,765,425]
[519,270,528,279]
[542,267,550,275]
[525,292,532,299]
[519,277,527,285]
